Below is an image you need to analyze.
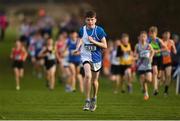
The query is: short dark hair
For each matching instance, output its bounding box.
[69,29,78,34]
[85,11,96,18]
[163,31,171,34]
[149,26,158,33]
[140,31,147,35]
[121,33,129,39]
[172,34,179,41]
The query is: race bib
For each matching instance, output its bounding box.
[15,55,21,60]
[48,53,55,60]
[139,50,150,58]
[37,42,43,48]
[123,52,130,60]
[84,44,97,51]
[162,51,170,56]
[29,51,35,57]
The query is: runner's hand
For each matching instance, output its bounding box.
[88,36,94,43]
[72,49,80,55]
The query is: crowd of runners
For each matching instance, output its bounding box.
[9,10,180,111]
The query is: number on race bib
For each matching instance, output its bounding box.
[15,55,21,60]
[48,53,55,60]
[162,51,170,56]
[123,53,129,60]
[84,44,97,51]
[140,50,150,58]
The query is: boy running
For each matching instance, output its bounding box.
[161,31,176,95]
[67,30,84,93]
[55,33,72,92]
[109,39,120,94]
[134,31,154,100]
[117,33,133,93]
[73,11,107,111]
[148,26,166,95]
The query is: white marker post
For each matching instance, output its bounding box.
[173,66,180,95]
[177,75,180,95]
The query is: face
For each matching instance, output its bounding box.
[58,32,68,42]
[43,33,50,40]
[58,34,64,41]
[35,33,42,40]
[173,36,179,44]
[163,32,171,40]
[15,41,22,49]
[140,33,147,42]
[85,17,96,28]
[149,32,157,39]
[70,32,78,41]
[61,32,68,39]
[47,39,53,46]
[122,37,129,45]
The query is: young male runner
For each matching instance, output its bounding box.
[134,31,154,100]
[73,11,107,111]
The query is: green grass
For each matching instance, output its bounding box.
[0,28,180,120]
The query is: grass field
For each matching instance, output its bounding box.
[0,28,180,120]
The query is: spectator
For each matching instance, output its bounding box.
[0,11,8,41]
[172,34,180,71]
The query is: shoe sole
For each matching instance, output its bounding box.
[90,106,97,112]
[90,109,96,112]
[83,108,90,111]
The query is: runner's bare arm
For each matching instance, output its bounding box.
[171,40,177,54]
[133,44,139,61]
[10,48,14,59]
[73,38,83,54]
[38,47,47,58]
[149,44,154,62]
[55,42,62,62]
[159,38,168,51]
[22,47,28,61]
